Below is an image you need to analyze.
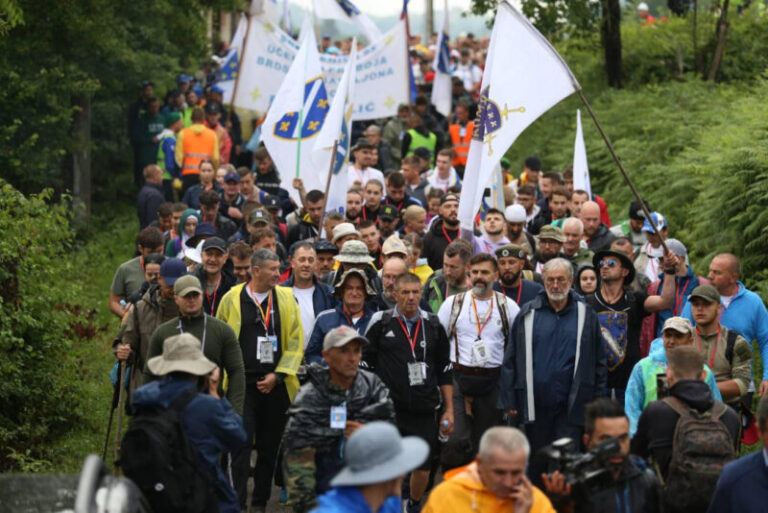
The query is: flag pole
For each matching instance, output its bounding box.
[295,107,304,178]
[575,88,668,253]
[316,139,340,240]
[228,13,252,118]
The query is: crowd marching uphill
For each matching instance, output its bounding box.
[116,2,768,513]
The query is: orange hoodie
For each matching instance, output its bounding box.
[423,462,555,513]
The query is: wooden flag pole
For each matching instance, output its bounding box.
[576,89,668,254]
[316,140,339,241]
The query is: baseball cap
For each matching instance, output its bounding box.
[413,147,432,162]
[210,84,225,94]
[164,112,182,127]
[379,204,398,221]
[382,234,408,256]
[538,225,565,243]
[628,200,650,221]
[174,275,203,297]
[204,102,222,115]
[495,244,528,260]
[202,237,227,253]
[524,156,541,171]
[177,73,191,84]
[351,140,376,152]
[440,193,459,205]
[314,240,339,255]
[662,316,694,336]
[159,258,187,286]
[642,212,668,233]
[689,285,720,304]
[264,195,281,210]
[140,80,153,88]
[664,238,687,259]
[504,204,526,223]
[224,171,240,183]
[323,325,368,351]
[248,208,270,225]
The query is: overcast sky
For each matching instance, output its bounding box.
[288,0,521,17]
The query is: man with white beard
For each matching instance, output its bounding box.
[438,254,520,469]
[498,257,607,485]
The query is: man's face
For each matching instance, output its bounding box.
[585,417,630,469]
[257,156,273,175]
[436,154,451,173]
[477,449,527,499]
[516,193,534,213]
[202,248,227,275]
[253,236,277,254]
[346,193,362,218]
[171,210,183,231]
[506,221,524,240]
[291,246,316,283]
[562,223,582,255]
[524,168,539,184]
[395,280,422,316]
[158,215,173,233]
[455,105,469,123]
[139,245,164,259]
[564,177,573,193]
[360,225,381,253]
[443,254,467,288]
[186,91,198,106]
[629,218,644,233]
[305,199,325,225]
[199,164,215,184]
[498,256,524,286]
[398,107,411,121]
[388,185,405,203]
[158,276,175,299]
[175,291,203,316]
[382,261,406,300]
[144,263,161,284]
[469,261,498,293]
[205,112,221,127]
[355,149,373,169]
[364,132,381,146]
[570,192,588,216]
[142,85,153,99]
[662,329,693,351]
[315,252,336,279]
[323,340,363,381]
[252,259,281,289]
[484,213,504,236]
[708,256,737,295]
[402,163,419,183]
[691,298,720,326]
[231,256,251,283]
[598,256,627,285]
[439,200,459,225]
[544,267,572,302]
[379,218,397,237]
[364,184,382,208]
[540,178,553,199]
[200,203,218,221]
[538,239,562,261]
[549,194,568,219]
[369,148,379,167]
[406,212,427,235]
[341,275,366,311]
[240,173,254,195]
[224,180,239,197]
[581,208,601,237]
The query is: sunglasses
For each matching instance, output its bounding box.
[599,260,619,268]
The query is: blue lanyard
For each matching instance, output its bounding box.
[614,483,630,513]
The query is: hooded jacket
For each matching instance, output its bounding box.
[624,338,723,435]
[312,486,401,513]
[577,456,663,513]
[586,223,616,253]
[175,123,219,174]
[422,218,460,271]
[422,461,555,513]
[306,304,376,365]
[287,213,321,248]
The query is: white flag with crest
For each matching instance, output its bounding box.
[261,16,330,205]
[457,1,580,230]
[572,109,592,197]
[312,42,358,214]
[312,0,382,43]
[430,3,452,117]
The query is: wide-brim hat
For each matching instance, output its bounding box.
[330,422,429,487]
[334,240,374,264]
[334,268,376,299]
[593,249,635,286]
[147,333,216,377]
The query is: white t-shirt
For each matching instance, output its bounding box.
[426,167,459,192]
[721,293,735,308]
[347,165,386,195]
[438,292,520,368]
[644,244,665,282]
[292,286,316,347]
[453,63,483,91]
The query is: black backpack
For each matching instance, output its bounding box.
[119,388,218,513]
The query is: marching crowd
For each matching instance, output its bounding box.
[116,30,768,513]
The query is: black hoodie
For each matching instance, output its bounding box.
[631,379,740,478]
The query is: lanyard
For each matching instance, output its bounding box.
[205,276,221,316]
[500,282,523,305]
[342,309,362,327]
[178,315,208,351]
[354,166,366,185]
[471,295,494,339]
[696,325,721,369]
[139,255,145,272]
[614,484,630,513]
[441,224,455,243]
[396,316,423,358]
[385,197,404,211]
[249,284,273,334]
[673,278,690,315]
[647,243,659,277]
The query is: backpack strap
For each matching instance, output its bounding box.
[524,309,536,422]
[661,396,693,418]
[495,291,510,342]
[725,329,739,366]
[573,301,586,379]
[449,292,466,364]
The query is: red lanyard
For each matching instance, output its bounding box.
[441,224,455,243]
[471,295,494,338]
[396,317,422,357]
[342,309,360,326]
[139,255,145,272]
[385,197,404,211]
[500,283,523,305]
[696,325,721,369]
[249,285,273,332]
[205,276,221,316]
[673,278,690,315]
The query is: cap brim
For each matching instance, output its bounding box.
[324,334,369,351]
[334,255,374,263]
[162,275,183,286]
[330,437,429,487]
[176,286,202,296]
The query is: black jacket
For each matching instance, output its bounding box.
[362,308,453,414]
[287,216,320,248]
[587,223,616,252]
[423,218,459,271]
[137,182,165,229]
[575,456,663,513]
[631,379,740,479]
[193,267,237,317]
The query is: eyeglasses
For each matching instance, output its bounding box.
[599,260,619,268]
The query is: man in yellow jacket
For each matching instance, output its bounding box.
[216,248,303,512]
[423,426,555,513]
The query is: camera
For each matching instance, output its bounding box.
[539,437,621,501]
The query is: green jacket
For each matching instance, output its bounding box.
[144,312,245,414]
[562,247,594,269]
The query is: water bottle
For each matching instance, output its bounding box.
[438,419,450,443]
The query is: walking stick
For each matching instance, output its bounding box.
[101,360,122,461]
[113,361,127,474]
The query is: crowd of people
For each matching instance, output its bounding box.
[116,27,768,513]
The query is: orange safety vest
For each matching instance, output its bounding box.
[180,125,217,176]
[449,122,474,167]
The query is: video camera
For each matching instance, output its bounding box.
[539,437,621,502]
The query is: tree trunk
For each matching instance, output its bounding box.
[707,0,730,81]
[693,0,704,74]
[72,95,92,221]
[600,0,623,89]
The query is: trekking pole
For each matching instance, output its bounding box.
[113,361,127,475]
[101,361,122,461]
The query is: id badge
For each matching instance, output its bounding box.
[407,362,425,386]
[267,335,278,352]
[330,404,347,429]
[258,337,274,364]
[471,339,490,366]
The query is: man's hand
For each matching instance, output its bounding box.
[542,471,572,496]
[760,380,768,396]
[227,206,243,220]
[292,177,305,191]
[661,249,678,273]
[207,367,221,399]
[345,420,364,438]
[464,396,474,417]
[439,410,454,436]
[257,372,277,394]
[511,475,534,513]
[115,343,132,361]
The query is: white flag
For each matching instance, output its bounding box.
[252,0,280,23]
[282,0,292,34]
[217,14,247,105]
[312,0,382,43]
[261,17,330,205]
[312,42,358,215]
[457,1,580,230]
[573,109,592,197]
[430,3,452,117]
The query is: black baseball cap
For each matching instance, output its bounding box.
[379,204,398,221]
[202,237,227,253]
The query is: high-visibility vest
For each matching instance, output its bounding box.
[156,131,175,179]
[179,125,217,176]
[405,129,437,162]
[449,122,474,167]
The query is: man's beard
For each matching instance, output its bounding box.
[546,290,567,302]
[500,270,521,286]
[486,227,504,236]
[443,216,459,228]
[508,227,522,240]
[471,279,489,296]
